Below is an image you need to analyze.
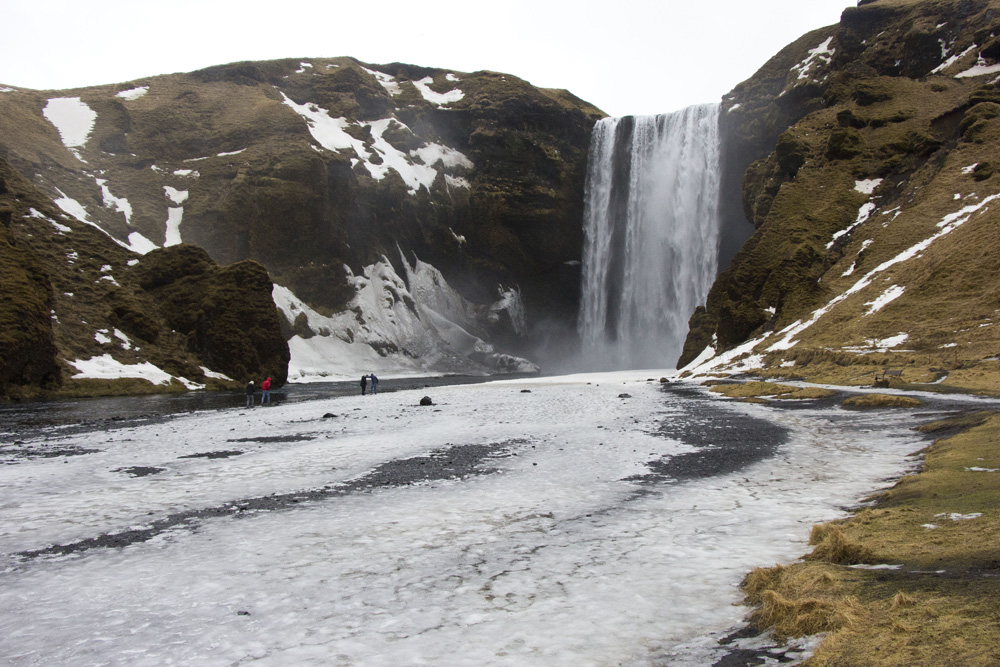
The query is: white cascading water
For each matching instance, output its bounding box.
[578,104,722,369]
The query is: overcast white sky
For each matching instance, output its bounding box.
[3,0,853,117]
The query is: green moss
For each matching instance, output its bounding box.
[0,209,60,394]
[853,80,895,106]
[133,245,290,385]
[776,130,811,177]
[826,127,867,160]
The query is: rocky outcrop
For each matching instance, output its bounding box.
[0,157,288,398]
[131,245,290,385]
[0,171,60,395]
[680,0,1000,393]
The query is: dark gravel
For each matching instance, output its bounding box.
[15,439,526,562]
[627,383,789,484]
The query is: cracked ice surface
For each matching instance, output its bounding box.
[0,373,924,665]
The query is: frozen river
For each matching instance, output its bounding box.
[0,372,941,665]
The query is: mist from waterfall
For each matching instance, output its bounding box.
[578,104,721,370]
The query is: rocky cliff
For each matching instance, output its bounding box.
[0,58,603,388]
[681,0,1000,394]
[0,157,288,399]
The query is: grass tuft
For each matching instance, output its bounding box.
[842,393,923,408]
[807,524,875,564]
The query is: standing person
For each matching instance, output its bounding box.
[360,374,368,396]
[260,376,272,406]
[370,373,379,395]
[245,380,255,408]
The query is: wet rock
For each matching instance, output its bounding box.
[618,393,632,399]
[113,466,166,477]
[178,450,243,459]
[323,413,336,418]
[420,396,434,406]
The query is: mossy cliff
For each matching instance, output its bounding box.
[0,157,287,399]
[0,58,603,381]
[682,0,1000,394]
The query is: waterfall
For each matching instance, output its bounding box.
[578,104,721,369]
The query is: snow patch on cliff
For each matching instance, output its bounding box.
[273,256,536,382]
[791,36,835,81]
[68,355,174,385]
[96,178,133,224]
[281,93,472,195]
[864,285,904,314]
[412,76,464,105]
[363,67,402,96]
[42,97,96,161]
[116,86,149,101]
[955,54,1000,78]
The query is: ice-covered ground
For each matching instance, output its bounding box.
[0,372,934,665]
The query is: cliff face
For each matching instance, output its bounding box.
[682,0,1000,392]
[0,158,288,399]
[0,58,603,385]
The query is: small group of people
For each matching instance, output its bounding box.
[245,376,273,407]
[360,373,379,395]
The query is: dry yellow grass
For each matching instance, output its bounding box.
[739,413,1000,666]
[709,381,836,400]
[842,393,923,408]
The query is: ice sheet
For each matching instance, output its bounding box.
[0,374,927,665]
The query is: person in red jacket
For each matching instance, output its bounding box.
[260,377,272,406]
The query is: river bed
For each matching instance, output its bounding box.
[0,371,972,665]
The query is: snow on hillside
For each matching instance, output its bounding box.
[67,354,205,390]
[274,255,536,382]
[769,192,1000,353]
[412,75,465,106]
[42,97,96,161]
[116,86,149,101]
[791,36,835,82]
[280,93,473,194]
[363,67,402,96]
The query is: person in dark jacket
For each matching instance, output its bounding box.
[370,373,379,394]
[360,374,368,396]
[260,377,272,406]
[245,380,255,408]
